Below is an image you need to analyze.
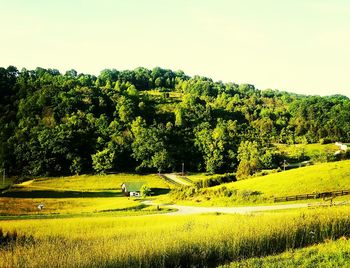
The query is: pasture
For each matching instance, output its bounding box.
[171,160,350,206]
[0,173,171,217]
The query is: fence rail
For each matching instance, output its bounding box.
[274,190,350,202]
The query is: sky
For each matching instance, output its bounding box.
[1,0,349,97]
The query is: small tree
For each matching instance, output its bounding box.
[140,185,151,197]
[152,149,171,174]
[236,141,260,180]
[91,148,115,174]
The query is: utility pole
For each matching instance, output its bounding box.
[182,162,184,176]
[283,160,288,171]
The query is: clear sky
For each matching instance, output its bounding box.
[1,0,349,96]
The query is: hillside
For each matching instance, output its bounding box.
[1,66,350,177]
[171,160,350,206]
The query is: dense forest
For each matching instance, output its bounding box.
[1,66,350,177]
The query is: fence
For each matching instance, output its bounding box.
[274,190,350,202]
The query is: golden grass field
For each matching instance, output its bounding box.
[222,237,350,267]
[1,206,350,267]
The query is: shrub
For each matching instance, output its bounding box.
[194,173,236,189]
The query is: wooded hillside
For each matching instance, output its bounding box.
[1,66,349,176]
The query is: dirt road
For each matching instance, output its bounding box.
[163,173,191,186]
[143,200,344,215]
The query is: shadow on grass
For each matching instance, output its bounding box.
[1,187,171,199]
[151,188,171,196]
[1,190,124,199]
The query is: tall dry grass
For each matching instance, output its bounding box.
[0,206,350,267]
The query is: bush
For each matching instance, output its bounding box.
[140,185,151,197]
[194,173,236,188]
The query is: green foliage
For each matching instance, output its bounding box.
[236,141,260,179]
[92,148,115,174]
[194,173,236,188]
[1,66,350,176]
[140,184,151,197]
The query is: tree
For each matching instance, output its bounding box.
[236,141,260,179]
[152,149,171,173]
[140,184,151,197]
[131,117,172,172]
[91,148,115,174]
[194,120,238,173]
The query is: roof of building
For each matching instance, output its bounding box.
[122,182,145,192]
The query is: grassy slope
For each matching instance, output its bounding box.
[172,160,350,206]
[0,173,170,216]
[227,160,350,196]
[223,238,350,268]
[229,160,350,196]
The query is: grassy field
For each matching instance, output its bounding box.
[26,173,170,192]
[1,206,350,267]
[170,160,350,206]
[222,237,350,267]
[0,173,171,217]
[1,162,350,267]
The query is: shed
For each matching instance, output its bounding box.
[121,182,145,197]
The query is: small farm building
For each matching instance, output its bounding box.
[121,182,145,197]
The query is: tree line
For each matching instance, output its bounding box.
[0,66,349,177]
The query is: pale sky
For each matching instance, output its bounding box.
[1,0,349,97]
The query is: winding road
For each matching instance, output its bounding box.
[143,200,346,216]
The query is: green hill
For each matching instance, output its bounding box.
[172,160,350,206]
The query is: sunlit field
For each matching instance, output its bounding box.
[222,237,350,267]
[0,174,171,217]
[1,207,350,267]
[171,160,350,206]
[28,173,170,191]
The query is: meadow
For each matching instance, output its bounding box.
[2,160,350,267]
[170,160,350,206]
[0,173,171,217]
[1,206,350,267]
